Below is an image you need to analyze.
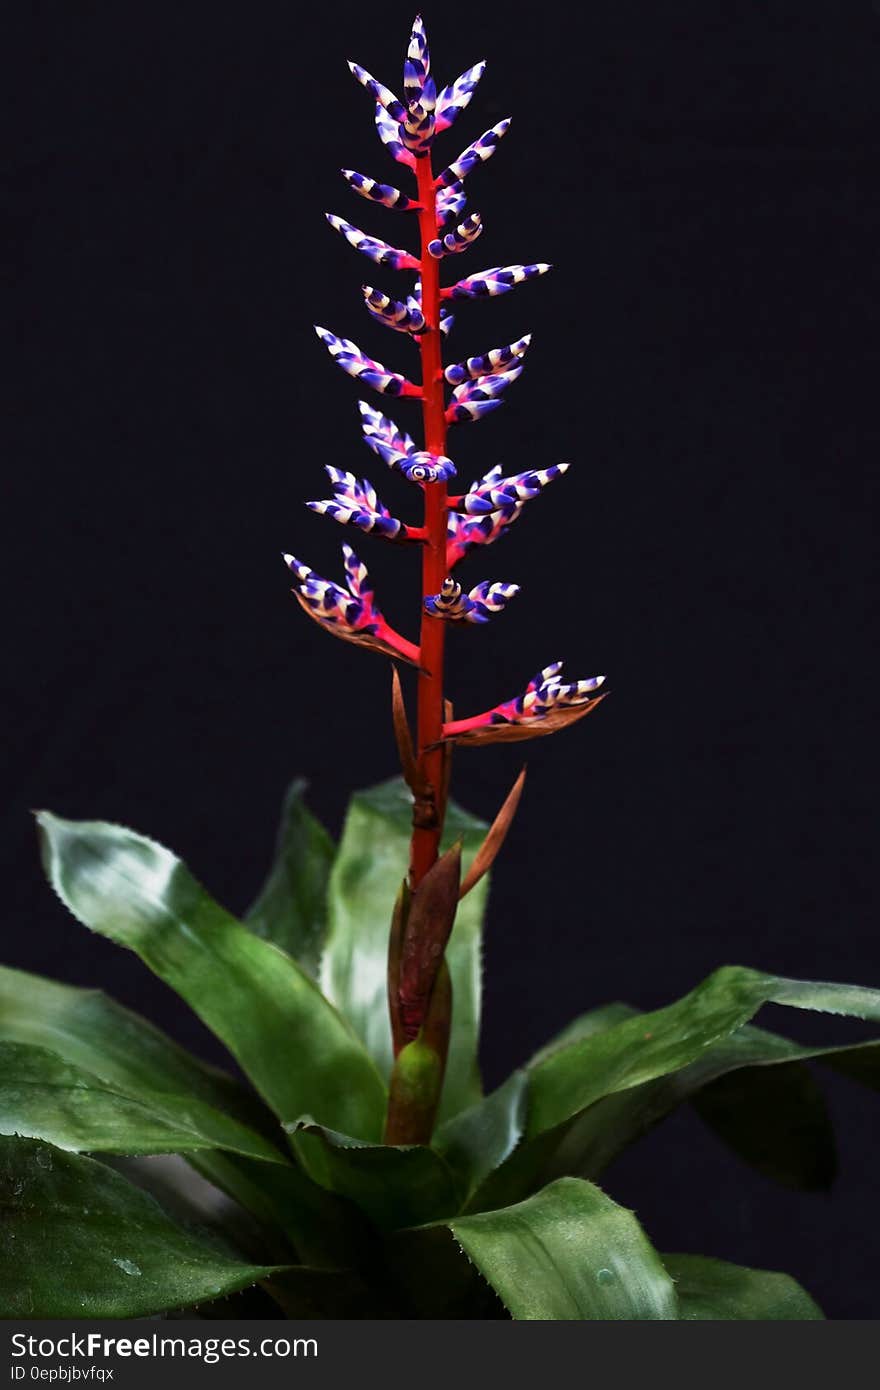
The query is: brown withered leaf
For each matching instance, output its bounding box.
[391,667,430,797]
[444,693,607,746]
[387,879,411,1058]
[399,843,462,1043]
[459,765,527,900]
[293,592,422,667]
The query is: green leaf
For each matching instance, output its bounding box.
[663,1253,824,1320]
[185,1151,375,1270]
[412,1177,678,1320]
[321,776,489,1122]
[0,1041,287,1164]
[692,1054,836,1189]
[288,1122,463,1230]
[536,1024,842,1193]
[245,778,335,976]
[0,1136,287,1317]
[0,964,271,1134]
[435,1071,528,1200]
[37,812,386,1140]
[527,966,880,1138]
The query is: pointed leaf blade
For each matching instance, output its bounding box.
[245,778,335,976]
[439,1178,677,1320]
[37,813,386,1140]
[663,1253,824,1320]
[0,1042,286,1165]
[0,1137,287,1318]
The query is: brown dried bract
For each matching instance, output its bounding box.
[459,765,527,900]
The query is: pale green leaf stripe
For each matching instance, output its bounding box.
[446,1177,678,1320]
[38,812,386,1140]
[245,778,335,976]
[528,966,880,1137]
[0,1042,286,1164]
[322,777,489,1122]
[663,1253,824,1320]
[0,1136,287,1318]
[0,964,270,1132]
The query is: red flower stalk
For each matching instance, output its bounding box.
[285,15,605,1142]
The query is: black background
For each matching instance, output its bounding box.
[5,0,879,1316]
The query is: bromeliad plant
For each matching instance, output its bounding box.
[3,16,880,1322]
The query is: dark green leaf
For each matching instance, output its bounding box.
[321,776,489,1122]
[288,1121,463,1230]
[0,964,270,1134]
[186,1151,375,1270]
[527,966,880,1138]
[38,812,386,1140]
[0,1137,286,1317]
[692,1057,836,1189]
[663,1253,823,1320]
[0,1041,286,1164]
[435,1071,528,1200]
[245,778,335,976]
[418,1177,678,1320]
[263,1266,401,1318]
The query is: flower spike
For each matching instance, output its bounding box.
[284,547,420,665]
[434,60,486,133]
[435,121,512,188]
[341,170,420,212]
[362,286,426,335]
[442,663,606,745]
[446,366,524,424]
[424,577,520,625]
[444,335,531,385]
[306,466,418,542]
[428,213,483,259]
[446,263,551,300]
[315,326,421,398]
[325,215,419,271]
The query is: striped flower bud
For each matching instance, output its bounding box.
[325,214,419,271]
[442,663,606,744]
[446,366,523,423]
[424,577,520,625]
[315,326,420,398]
[306,467,411,541]
[446,263,551,300]
[348,61,407,124]
[435,120,511,188]
[362,286,426,334]
[436,180,466,225]
[375,102,417,168]
[434,60,486,133]
[404,15,433,110]
[428,213,483,258]
[283,545,420,665]
[341,169,420,212]
[446,504,525,568]
[458,463,568,513]
[444,334,531,385]
[359,400,456,482]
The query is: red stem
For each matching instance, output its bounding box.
[411,152,448,888]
